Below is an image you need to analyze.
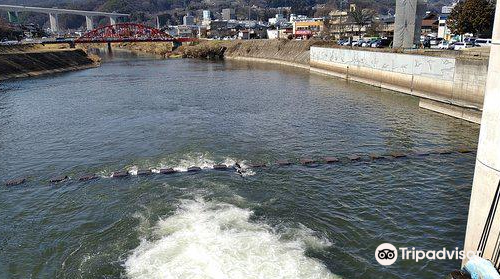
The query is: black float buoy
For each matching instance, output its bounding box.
[112,171,129,178]
[187,166,201,172]
[50,175,68,183]
[213,164,228,170]
[78,174,97,181]
[160,168,177,174]
[137,170,152,176]
[5,178,26,186]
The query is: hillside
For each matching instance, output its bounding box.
[2,0,452,29]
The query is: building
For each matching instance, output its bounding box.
[183,13,195,26]
[203,10,211,21]
[421,12,439,36]
[323,8,377,39]
[438,15,451,39]
[437,4,456,40]
[267,27,293,39]
[289,14,308,22]
[202,10,212,26]
[441,4,456,14]
[268,14,287,26]
[326,10,349,39]
[267,29,279,39]
[222,8,235,21]
[177,25,196,37]
[209,20,231,38]
[238,29,251,39]
[293,19,324,39]
[380,15,396,38]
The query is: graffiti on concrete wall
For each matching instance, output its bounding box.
[310,47,455,81]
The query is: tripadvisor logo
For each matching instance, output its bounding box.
[374,243,482,266]
[375,243,398,266]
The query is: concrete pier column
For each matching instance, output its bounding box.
[109,16,117,25]
[85,16,94,30]
[393,0,426,48]
[463,1,500,268]
[49,13,59,34]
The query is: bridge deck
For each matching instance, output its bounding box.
[0,4,129,17]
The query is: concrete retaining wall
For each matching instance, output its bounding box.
[310,46,487,123]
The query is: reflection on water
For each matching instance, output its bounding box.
[0,52,479,279]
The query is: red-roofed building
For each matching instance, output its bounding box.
[421,12,439,36]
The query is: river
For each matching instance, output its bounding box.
[0,51,480,278]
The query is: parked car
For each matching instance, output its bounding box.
[362,39,377,47]
[0,39,19,45]
[453,42,474,50]
[447,42,457,50]
[464,37,476,44]
[437,41,450,49]
[430,38,441,46]
[343,40,354,46]
[356,39,367,47]
[370,39,380,47]
[371,38,392,48]
[422,38,431,48]
[475,38,492,47]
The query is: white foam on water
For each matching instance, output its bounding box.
[172,155,216,172]
[124,198,340,279]
[237,160,256,177]
[96,155,259,178]
[128,166,138,176]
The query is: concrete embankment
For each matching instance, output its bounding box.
[0,45,99,81]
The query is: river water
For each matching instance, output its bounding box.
[0,51,480,278]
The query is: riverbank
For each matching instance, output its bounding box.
[0,45,100,81]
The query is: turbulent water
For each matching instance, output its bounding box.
[0,50,479,278]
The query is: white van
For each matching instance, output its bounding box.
[475,38,492,47]
[454,42,474,50]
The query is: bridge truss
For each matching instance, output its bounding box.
[76,23,184,43]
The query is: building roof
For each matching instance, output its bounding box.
[422,19,438,27]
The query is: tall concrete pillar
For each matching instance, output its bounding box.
[393,0,426,48]
[109,16,117,26]
[49,13,59,34]
[463,1,500,268]
[85,16,94,30]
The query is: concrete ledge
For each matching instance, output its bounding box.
[419,98,482,124]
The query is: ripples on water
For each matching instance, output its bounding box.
[0,51,479,278]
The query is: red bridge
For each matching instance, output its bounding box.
[75,23,196,44]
